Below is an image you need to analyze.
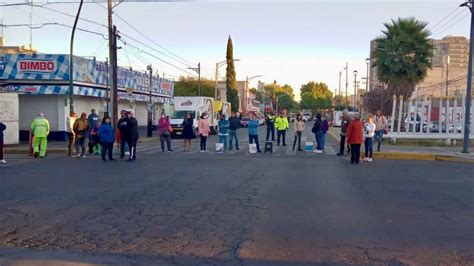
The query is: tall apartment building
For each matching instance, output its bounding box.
[369,36,472,98]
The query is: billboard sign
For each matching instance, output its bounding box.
[0,54,174,97]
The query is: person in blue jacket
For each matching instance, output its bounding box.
[248,112,262,153]
[98,117,115,162]
[217,114,230,151]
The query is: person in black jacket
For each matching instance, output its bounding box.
[312,113,323,153]
[228,112,240,150]
[125,111,139,161]
[266,112,276,141]
[117,110,129,160]
[336,110,351,156]
[0,122,6,163]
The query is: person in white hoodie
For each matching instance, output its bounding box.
[363,115,376,162]
[66,111,77,157]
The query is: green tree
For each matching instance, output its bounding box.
[299,81,333,111]
[275,91,294,111]
[226,36,239,112]
[174,77,215,97]
[280,84,295,99]
[333,95,350,110]
[373,17,433,101]
[249,87,264,103]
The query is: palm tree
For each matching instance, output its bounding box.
[372,17,433,100]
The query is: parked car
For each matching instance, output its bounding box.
[302,113,311,122]
[240,118,250,128]
[289,114,296,122]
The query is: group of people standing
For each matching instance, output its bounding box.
[176,112,263,153]
[337,110,388,164]
[66,109,140,162]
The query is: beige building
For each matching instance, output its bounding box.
[217,80,252,113]
[369,36,472,98]
[417,36,470,98]
[0,37,36,54]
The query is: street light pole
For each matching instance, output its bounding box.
[345,62,349,107]
[353,70,358,110]
[147,64,153,138]
[461,0,473,153]
[68,0,84,113]
[245,75,263,114]
[214,59,240,100]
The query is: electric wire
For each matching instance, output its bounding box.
[0,22,108,39]
[121,39,195,76]
[114,12,196,68]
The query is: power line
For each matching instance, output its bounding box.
[1,2,108,29]
[122,42,133,69]
[92,39,108,56]
[120,39,195,76]
[114,12,196,68]
[0,1,104,7]
[118,31,195,74]
[6,1,197,71]
[433,11,470,37]
[428,7,463,33]
[0,22,108,39]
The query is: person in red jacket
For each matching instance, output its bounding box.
[346,113,364,164]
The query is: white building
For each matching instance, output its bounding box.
[0,53,174,142]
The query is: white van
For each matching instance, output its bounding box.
[170,97,215,137]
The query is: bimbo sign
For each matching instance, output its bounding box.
[18,59,57,74]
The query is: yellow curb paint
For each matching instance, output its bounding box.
[373,152,436,161]
[435,155,474,164]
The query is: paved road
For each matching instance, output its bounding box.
[0,125,473,265]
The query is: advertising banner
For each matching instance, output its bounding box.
[0,54,174,97]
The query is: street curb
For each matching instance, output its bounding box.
[5,148,67,155]
[328,128,474,164]
[5,137,160,155]
[435,154,474,164]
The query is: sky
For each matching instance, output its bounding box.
[0,0,471,101]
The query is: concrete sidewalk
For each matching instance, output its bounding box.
[327,127,474,164]
[4,135,160,155]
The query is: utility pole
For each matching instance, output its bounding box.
[198,62,201,96]
[68,0,84,113]
[338,71,342,108]
[147,64,153,137]
[445,55,450,132]
[345,62,349,108]
[105,57,109,116]
[353,70,358,110]
[107,0,118,127]
[188,63,201,96]
[214,62,219,100]
[445,55,450,97]
[365,58,370,117]
[29,0,33,50]
[461,0,473,153]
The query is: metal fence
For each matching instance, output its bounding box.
[388,95,473,140]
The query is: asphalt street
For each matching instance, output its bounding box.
[0,124,473,265]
